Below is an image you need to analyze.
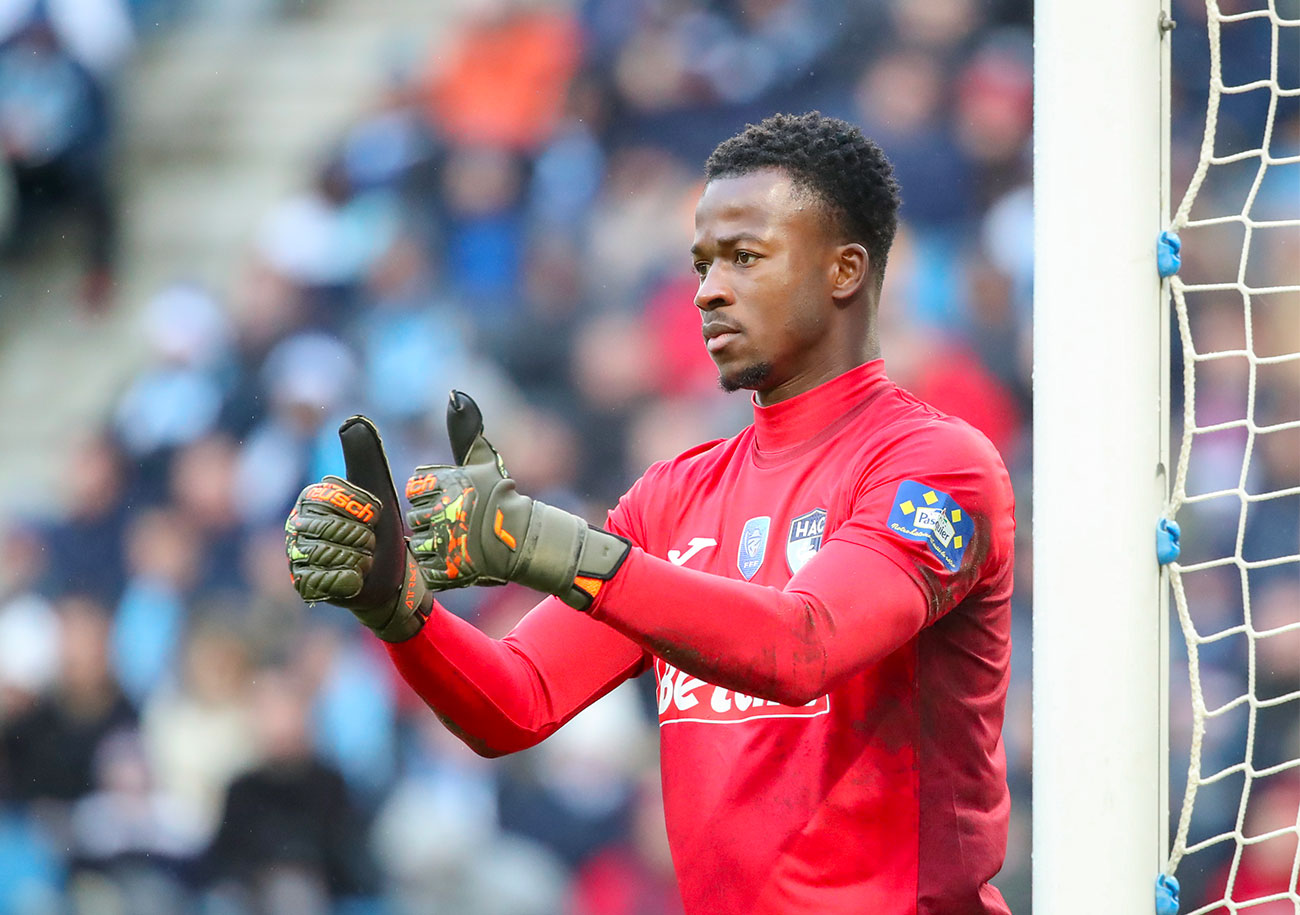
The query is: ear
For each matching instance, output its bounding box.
[830,243,870,303]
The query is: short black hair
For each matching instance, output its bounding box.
[704,112,901,289]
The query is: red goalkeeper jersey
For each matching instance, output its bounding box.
[387,360,1016,914]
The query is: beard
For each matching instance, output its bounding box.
[719,361,774,393]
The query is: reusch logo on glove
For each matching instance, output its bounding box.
[303,481,377,524]
[406,472,440,498]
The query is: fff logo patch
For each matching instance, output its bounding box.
[737,516,770,580]
[786,508,826,573]
[886,481,972,572]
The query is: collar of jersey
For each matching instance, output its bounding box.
[750,359,889,464]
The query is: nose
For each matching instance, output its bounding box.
[694,266,733,312]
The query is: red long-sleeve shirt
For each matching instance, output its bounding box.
[387,360,1016,914]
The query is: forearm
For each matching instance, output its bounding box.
[588,539,929,706]
[385,595,646,756]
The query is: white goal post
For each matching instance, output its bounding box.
[1033,0,1173,912]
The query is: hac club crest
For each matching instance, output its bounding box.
[737,516,771,580]
[786,508,827,573]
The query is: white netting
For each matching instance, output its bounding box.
[1163,0,1300,911]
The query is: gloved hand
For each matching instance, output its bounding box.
[285,416,430,642]
[405,391,630,611]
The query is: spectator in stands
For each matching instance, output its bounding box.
[496,682,649,870]
[349,232,474,434]
[110,508,202,705]
[38,432,132,602]
[485,236,586,410]
[299,621,400,804]
[421,0,581,152]
[203,667,378,911]
[113,283,233,495]
[66,731,203,912]
[438,142,529,311]
[254,159,398,329]
[238,525,313,658]
[0,523,58,708]
[231,330,357,526]
[952,35,1032,207]
[838,47,974,231]
[582,144,696,311]
[167,433,248,596]
[140,619,259,846]
[0,0,134,309]
[1,595,137,816]
[371,709,569,915]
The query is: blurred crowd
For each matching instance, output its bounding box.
[0,0,1294,912]
[0,0,137,309]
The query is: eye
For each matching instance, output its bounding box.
[693,260,710,278]
[735,250,759,266]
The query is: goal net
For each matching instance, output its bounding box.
[1162,0,1300,910]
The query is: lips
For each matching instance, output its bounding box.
[702,322,742,354]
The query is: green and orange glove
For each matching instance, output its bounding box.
[285,416,430,642]
[405,391,631,611]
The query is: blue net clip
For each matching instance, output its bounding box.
[1157,518,1181,565]
[1156,873,1180,915]
[1158,231,1182,278]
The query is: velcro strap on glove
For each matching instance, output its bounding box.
[517,502,630,611]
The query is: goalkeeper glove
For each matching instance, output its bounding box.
[285,416,430,642]
[405,391,630,611]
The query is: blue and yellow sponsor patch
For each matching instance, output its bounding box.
[886,480,973,572]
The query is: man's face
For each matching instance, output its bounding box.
[691,168,846,404]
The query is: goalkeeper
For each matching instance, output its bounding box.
[286,113,1015,915]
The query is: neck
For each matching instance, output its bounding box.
[751,360,889,456]
[862,323,882,364]
[754,311,880,407]
[756,359,867,406]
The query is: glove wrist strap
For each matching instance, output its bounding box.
[369,550,433,642]
[514,501,586,593]
[517,502,630,611]
[562,527,631,611]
